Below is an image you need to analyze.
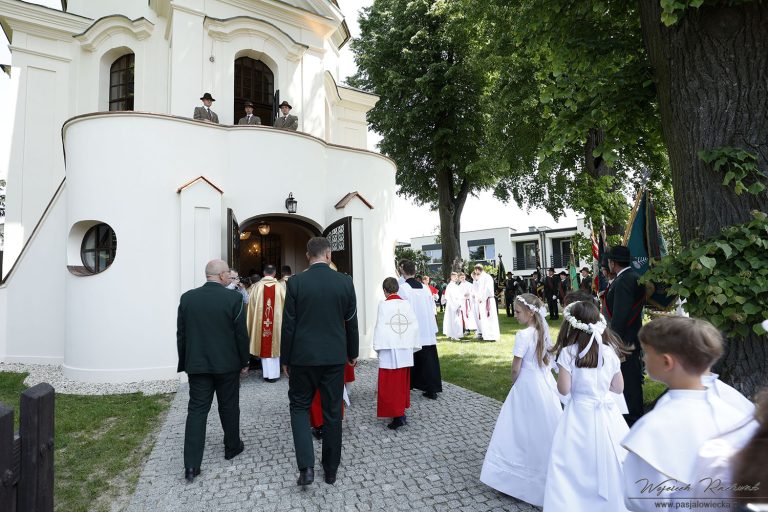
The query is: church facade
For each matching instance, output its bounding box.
[0,0,396,382]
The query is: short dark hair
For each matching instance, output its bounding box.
[383,277,399,294]
[281,265,292,274]
[401,260,416,275]
[263,265,276,276]
[638,316,724,374]
[307,237,331,257]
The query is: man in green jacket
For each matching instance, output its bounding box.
[281,237,359,486]
[177,259,250,483]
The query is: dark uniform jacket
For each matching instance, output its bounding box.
[280,263,359,366]
[543,275,559,300]
[274,114,299,131]
[605,267,646,346]
[193,106,219,124]
[238,114,261,125]
[177,282,250,373]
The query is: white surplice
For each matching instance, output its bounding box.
[441,282,463,339]
[474,272,500,341]
[373,297,422,370]
[622,389,749,511]
[458,281,477,331]
[398,280,437,346]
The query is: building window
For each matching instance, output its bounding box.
[423,249,442,264]
[81,223,117,273]
[469,244,495,262]
[109,54,135,111]
[523,242,538,269]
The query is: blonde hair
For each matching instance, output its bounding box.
[638,316,723,374]
[515,293,550,367]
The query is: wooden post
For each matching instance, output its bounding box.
[0,404,16,511]
[18,383,54,512]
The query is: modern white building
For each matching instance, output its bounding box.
[0,0,397,383]
[409,219,590,276]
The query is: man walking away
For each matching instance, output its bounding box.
[177,259,250,483]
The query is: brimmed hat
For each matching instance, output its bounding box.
[559,270,567,276]
[278,100,292,109]
[244,101,254,108]
[548,267,555,273]
[580,267,590,273]
[200,92,216,101]
[606,245,631,264]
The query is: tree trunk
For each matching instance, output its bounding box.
[638,1,768,245]
[639,1,768,397]
[437,170,469,281]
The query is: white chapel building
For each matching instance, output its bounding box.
[0,0,396,382]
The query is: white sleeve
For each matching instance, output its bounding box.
[557,345,575,372]
[512,330,529,359]
[623,452,669,512]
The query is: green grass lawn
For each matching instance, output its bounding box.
[437,308,667,405]
[0,372,172,512]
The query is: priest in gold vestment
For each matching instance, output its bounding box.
[247,265,285,382]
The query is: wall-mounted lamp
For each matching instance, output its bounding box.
[257,222,271,236]
[239,231,251,240]
[285,192,297,214]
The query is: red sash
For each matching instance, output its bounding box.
[260,284,276,358]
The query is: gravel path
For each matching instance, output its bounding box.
[126,359,538,512]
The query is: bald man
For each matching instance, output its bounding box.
[177,259,251,483]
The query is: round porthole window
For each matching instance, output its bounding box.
[80,223,117,274]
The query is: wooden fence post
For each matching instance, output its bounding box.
[18,383,54,512]
[0,404,17,511]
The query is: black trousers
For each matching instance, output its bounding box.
[411,345,443,394]
[621,344,646,427]
[505,293,514,316]
[184,372,241,469]
[288,364,345,472]
[547,297,559,319]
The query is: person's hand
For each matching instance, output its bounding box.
[348,358,358,367]
[240,367,249,376]
[282,365,290,378]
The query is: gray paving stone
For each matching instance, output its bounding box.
[127,359,539,511]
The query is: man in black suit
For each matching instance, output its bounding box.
[605,245,647,426]
[543,267,560,320]
[281,237,359,486]
[579,266,593,293]
[177,259,250,483]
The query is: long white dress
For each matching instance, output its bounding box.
[459,280,477,331]
[480,326,562,506]
[475,272,500,341]
[441,281,463,339]
[543,343,630,512]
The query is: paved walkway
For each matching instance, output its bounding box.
[127,360,538,512]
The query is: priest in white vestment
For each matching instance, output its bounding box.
[374,277,422,429]
[441,272,463,340]
[397,260,441,399]
[247,265,285,381]
[458,273,477,332]
[473,264,500,341]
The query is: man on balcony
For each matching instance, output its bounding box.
[274,101,299,131]
[193,93,219,124]
[238,101,261,125]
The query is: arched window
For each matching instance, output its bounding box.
[234,57,274,125]
[81,223,117,274]
[109,53,134,111]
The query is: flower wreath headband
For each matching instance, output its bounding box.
[563,301,608,367]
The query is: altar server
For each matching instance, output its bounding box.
[247,265,285,382]
[473,264,500,341]
[441,272,463,340]
[458,273,477,333]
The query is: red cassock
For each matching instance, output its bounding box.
[310,390,346,428]
[377,367,411,418]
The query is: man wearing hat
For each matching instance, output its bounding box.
[274,100,298,131]
[578,266,592,293]
[605,245,646,427]
[194,93,219,124]
[557,270,570,305]
[238,101,261,125]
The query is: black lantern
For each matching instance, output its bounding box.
[285,192,297,214]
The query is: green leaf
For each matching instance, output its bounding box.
[714,242,733,259]
[699,256,717,270]
[743,303,761,315]
[754,323,767,336]
[713,294,728,305]
[748,182,766,195]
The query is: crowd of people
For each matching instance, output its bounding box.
[175,240,766,509]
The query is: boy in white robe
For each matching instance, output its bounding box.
[622,317,753,511]
[458,273,477,333]
[441,272,463,340]
[374,277,422,429]
[473,264,500,341]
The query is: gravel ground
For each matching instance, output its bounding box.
[0,362,180,395]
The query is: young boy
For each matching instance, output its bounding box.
[622,316,753,511]
[373,277,421,429]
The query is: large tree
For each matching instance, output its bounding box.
[350,0,497,278]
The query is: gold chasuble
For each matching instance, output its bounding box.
[246,276,285,358]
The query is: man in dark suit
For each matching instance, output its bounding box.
[193,92,220,124]
[237,101,261,125]
[177,259,250,482]
[274,100,299,130]
[605,245,646,427]
[281,237,359,486]
[543,267,560,320]
[579,266,593,293]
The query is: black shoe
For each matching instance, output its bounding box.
[324,469,337,485]
[297,467,314,486]
[263,378,270,382]
[266,378,279,383]
[422,391,438,400]
[387,416,406,430]
[312,427,323,440]
[224,440,244,460]
[184,467,200,483]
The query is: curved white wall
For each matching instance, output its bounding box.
[62,113,395,382]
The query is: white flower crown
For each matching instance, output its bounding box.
[515,295,548,318]
[562,301,607,334]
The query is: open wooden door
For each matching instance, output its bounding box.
[227,208,240,272]
[323,216,353,276]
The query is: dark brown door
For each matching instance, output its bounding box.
[323,217,353,276]
[233,57,275,126]
[227,208,240,272]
